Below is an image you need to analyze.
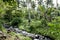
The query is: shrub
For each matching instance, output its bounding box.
[11,17,22,27]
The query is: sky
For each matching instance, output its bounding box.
[19,0,60,7]
[52,0,60,7]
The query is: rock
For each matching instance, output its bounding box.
[3,23,10,28]
[44,36,54,40]
[0,31,7,40]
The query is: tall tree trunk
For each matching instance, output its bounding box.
[27,0,31,26]
[56,0,58,9]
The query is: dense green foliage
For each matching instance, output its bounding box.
[0,0,60,40]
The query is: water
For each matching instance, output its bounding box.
[34,39,39,40]
[3,24,53,40]
[8,27,53,40]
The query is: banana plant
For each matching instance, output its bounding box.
[38,5,55,22]
[38,5,46,19]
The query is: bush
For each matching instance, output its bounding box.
[0,23,3,31]
[11,17,22,27]
[3,10,12,22]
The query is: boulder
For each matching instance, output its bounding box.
[0,31,6,40]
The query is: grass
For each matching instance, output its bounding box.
[5,32,32,40]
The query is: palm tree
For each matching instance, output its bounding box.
[46,0,53,8]
[39,0,43,5]
[39,5,54,21]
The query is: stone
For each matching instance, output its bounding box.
[0,31,7,40]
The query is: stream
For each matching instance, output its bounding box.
[3,24,54,40]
